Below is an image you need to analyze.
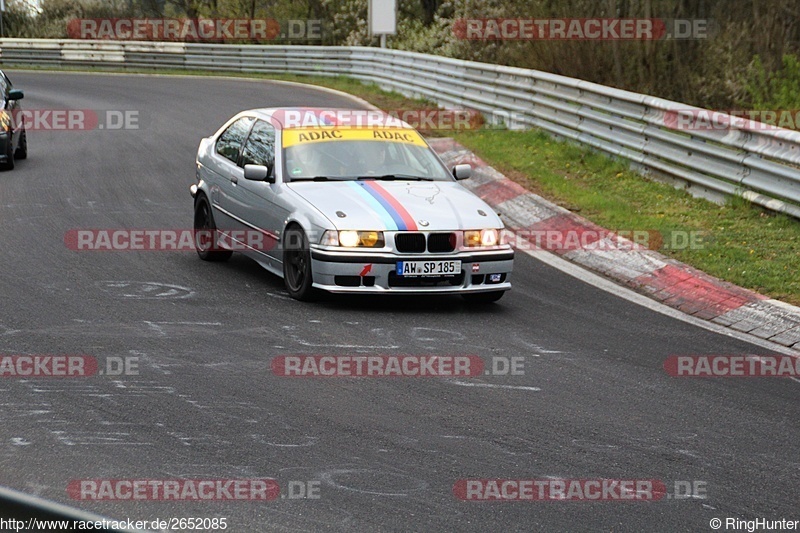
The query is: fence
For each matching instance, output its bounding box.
[2,38,800,218]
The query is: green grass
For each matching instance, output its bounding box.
[13,65,800,304]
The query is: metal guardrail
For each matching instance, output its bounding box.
[2,38,800,218]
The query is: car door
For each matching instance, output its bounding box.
[203,116,254,231]
[233,119,288,261]
[3,74,22,146]
[0,75,14,151]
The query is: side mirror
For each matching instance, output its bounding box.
[452,164,472,180]
[244,164,274,183]
[7,90,24,101]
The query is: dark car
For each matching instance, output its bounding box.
[0,69,27,171]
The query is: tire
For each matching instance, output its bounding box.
[14,129,27,160]
[193,195,232,262]
[462,290,505,304]
[282,226,318,301]
[0,137,14,171]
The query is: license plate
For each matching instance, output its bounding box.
[396,260,461,277]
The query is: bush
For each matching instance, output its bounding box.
[745,54,800,109]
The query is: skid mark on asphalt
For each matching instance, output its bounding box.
[317,468,428,497]
[50,430,152,446]
[168,431,233,447]
[0,320,224,339]
[0,324,22,336]
[158,463,275,478]
[250,434,319,448]
[410,327,465,349]
[126,350,172,375]
[445,379,541,392]
[22,383,109,397]
[110,380,176,395]
[65,198,98,210]
[569,434,726,470]
[282,325,400,350]
[3,203,50,208]
[174,397,271,425]
[143,321,222,337]
[404,327,569,360]
[1,382,263,448]
[286,337,400,350]
[96,281,195,299]
[64,198,171,212]
[0,402,53,420]
[509,332,566,355]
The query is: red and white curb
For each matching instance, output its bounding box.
[430,138,800,350]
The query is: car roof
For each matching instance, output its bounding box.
[240,107,416,131]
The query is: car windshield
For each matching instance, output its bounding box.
[282,128,453,181]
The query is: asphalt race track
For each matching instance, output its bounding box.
[0,72,798,532]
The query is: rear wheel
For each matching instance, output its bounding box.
[283,226,318,301]
[193,195,232,262]
[462,290,505,304]
[0,137,14,171]
[14,129,27,160]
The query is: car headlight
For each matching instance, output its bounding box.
[321,230,384,248]
[464,229,499,247]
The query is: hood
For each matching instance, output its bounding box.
[287,180,501,231]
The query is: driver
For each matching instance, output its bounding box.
[358,142,389,175]
[286,144,325,178]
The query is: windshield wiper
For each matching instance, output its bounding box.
[355,174,434,181]
[289,176,337,181]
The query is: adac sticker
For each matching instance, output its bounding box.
[283,127,426,148]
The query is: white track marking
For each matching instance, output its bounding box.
[524,248,800,359]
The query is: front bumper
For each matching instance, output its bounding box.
[309,247,513,294]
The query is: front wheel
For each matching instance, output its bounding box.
[462,290,505,304]
[283,226,318,301]
[193,196,232,262]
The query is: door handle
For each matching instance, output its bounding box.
[231,175,238,185]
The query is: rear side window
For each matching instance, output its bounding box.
[240,120,276,169]
[216,117,254,163]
